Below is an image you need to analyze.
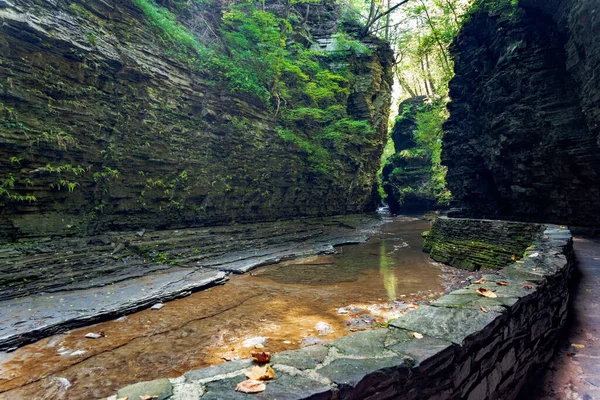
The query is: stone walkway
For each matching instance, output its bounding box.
[535,237,600,399]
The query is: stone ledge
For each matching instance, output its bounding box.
[105,218,574,400]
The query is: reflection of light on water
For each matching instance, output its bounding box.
[379,241,397,300]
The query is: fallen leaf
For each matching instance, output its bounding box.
[254,343,264,349]
[480,306,488,313]
[476,288,497,298]
[283,340,292,344]
[412,332,423,339]
[246,364,276,381]
[235,380,266,394]
[140,396,158,400]
[511,254,516,261]
[571,344,585,349]
[472,279,486,284]
[496,281,509,286]
[566,352,575,357]
[116,397,128,400]
[252,352,271,363]
[521,284,534,290]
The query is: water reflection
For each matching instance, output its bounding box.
[379,240,398,301]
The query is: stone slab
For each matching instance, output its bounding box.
[389,306,503,345]
[0,268,227,350]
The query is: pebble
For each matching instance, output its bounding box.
[315,321,333,335]
[243,337,266,348]
[84,332,104,339]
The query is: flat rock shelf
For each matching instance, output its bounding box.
[101,219,574,400]
[0,214,384,351]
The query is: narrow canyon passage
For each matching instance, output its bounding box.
[0,218,469,400]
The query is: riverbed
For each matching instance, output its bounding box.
[0,217,472,400]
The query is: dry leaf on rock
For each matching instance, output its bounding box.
[254,343,264,349]
[140,396,159,400]
[116,397,128,400]
[246,364,276,381]
[252,351,271,363]
[511,254,516,261]
[476,288,497,298]
[521,284,534,290]
[412,332,423,339]
[472,279,486,285]
[235,380,266,394]
[571,344,585,349]
[480,306,488,313]
[496,281,509,286]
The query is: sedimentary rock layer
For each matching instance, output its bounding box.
[444,0,600,226]
[0,0,393,239]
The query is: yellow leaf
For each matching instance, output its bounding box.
[476,287,497,298]
[235,379,266,394]
[472,279,486,284]
[480,306,488,313]
[571,344,585,349]
[246,364,276,381]
[496,281,509,286]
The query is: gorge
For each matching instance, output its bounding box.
[0,0,599,399]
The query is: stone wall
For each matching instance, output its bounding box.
[105,219,575,400]
[443,0,600,227]
[423,217,545,271]
[0,0,393,240]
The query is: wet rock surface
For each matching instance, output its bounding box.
[0,214,382,350]
[0,217,452,399]
[100,220,575,400]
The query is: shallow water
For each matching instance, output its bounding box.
[0,217,446,400]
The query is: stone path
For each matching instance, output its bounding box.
[535,237,600,399]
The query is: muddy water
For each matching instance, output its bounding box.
[0,217,445,400]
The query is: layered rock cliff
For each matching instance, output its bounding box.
[444,0,600,226]
[382,96,438,214]
[0,0,393,239]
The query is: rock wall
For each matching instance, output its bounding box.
[106,219,575,400]
[0,0,393,239]
[382,96,438,214]
[444,0,600,227]
[423,217,545,271]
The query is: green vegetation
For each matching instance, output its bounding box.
[132,0,378,174]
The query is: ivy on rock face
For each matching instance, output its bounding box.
[132,0,377,175]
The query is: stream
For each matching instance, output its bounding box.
[0,217,470,400]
